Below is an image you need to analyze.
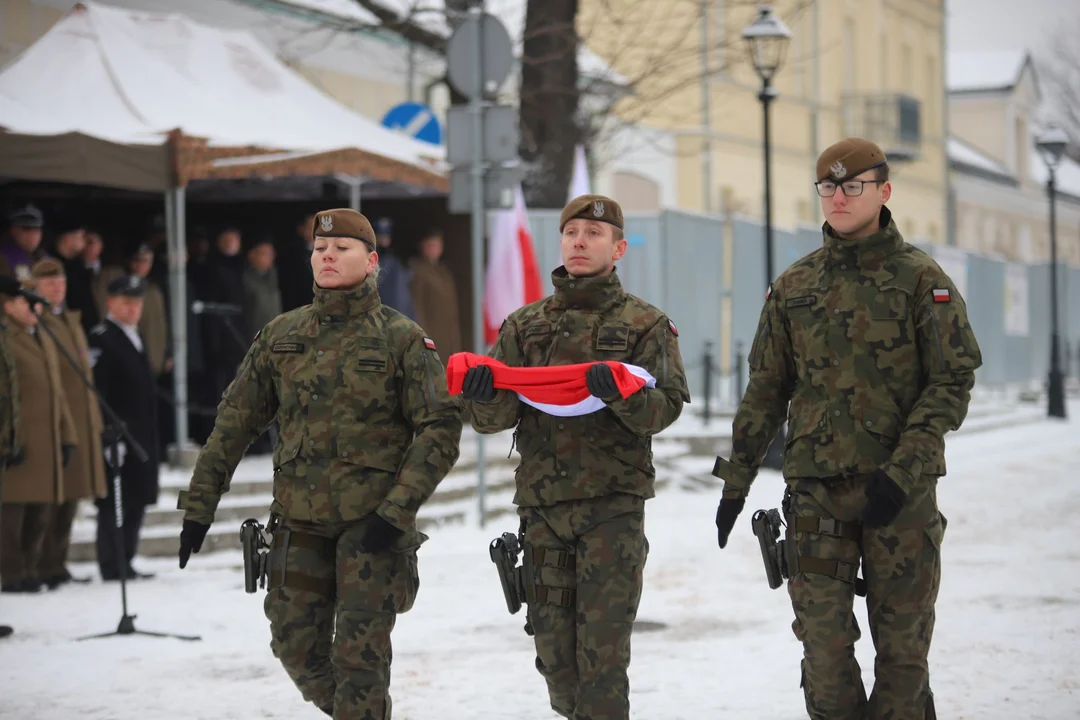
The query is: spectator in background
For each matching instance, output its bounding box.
[373,217,416,320]
[196,228,250,421]
[0,277,76,593]
[51,220,100,331]
[0,206,48,281]
[101,243,172,379]
[82,231,108,328]
[243,235,282,335]
[278,214,315,311]
[410,228,462,358]
[88,276,159,581]
[31,259,106,589]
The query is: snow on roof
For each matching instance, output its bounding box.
[948,136,1014,179]
[0,2,444,169]
[947,49,1028,92]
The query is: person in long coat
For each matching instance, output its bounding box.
[0,279,76,593]
[88,275,159,581]
[409,228,463,358]
[31,259,107,588]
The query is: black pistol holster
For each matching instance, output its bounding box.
[489,529,526,615]
[751,508,791,590]
[240,515,277,594]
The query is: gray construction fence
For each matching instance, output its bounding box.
[525,209,1080,407]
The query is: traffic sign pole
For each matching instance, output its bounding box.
[469,3,488,529]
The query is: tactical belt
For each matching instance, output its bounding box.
[790,516,861,541]
[533,547,574,570]
[267,529,336,597]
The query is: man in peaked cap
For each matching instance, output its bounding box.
[87,274,159,581]
[462,192,689,720]
[1,205,48,281]
[713,137,981,720]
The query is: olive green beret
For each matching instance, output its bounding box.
[31,258,65,278]
[559,194,624,232]
[312,208,376,250]
[816,138,888,183]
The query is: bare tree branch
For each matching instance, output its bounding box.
[1037,17,1080,162]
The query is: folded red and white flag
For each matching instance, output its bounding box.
[446,352,656,417]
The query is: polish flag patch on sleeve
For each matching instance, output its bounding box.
[668,319,679,337]
[932,288,951,303]
[423,337,437,350]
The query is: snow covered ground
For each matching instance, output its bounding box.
[2,402,1078,719]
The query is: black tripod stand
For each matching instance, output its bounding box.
[34,310,200,642]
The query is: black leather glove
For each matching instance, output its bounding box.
[61,444,75,469]
[178,519,211,569]
[361,514,404,554]
[860,470,907,527]
[586,363,620,400]
[715,492,746,549]
[461,365,496,402]
[8,446,25,468]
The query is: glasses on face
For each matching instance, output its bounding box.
[815,180,883,198]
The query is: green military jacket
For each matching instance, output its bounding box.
[714,208,982,496]
[469,267,690,507]
[180,278,463,528]
[0,317,21,464]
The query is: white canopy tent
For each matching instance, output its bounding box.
[0,1,449,455]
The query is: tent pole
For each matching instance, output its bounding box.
[167,185,191,466]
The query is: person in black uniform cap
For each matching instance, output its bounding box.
[87,275,160,581]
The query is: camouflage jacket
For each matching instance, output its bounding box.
[714,209,982,496]
[468,267,690,507]
[0,318,21,462]
[180,278,463,528]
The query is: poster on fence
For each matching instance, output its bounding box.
[932,245,969,301]
[1004,262,1029,337]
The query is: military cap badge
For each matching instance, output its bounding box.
[592,200,604,217]
[830,160,847,179]
[320,214,333,232]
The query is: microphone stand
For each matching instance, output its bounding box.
[34,309,200,642]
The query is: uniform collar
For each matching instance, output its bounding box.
[551,266,623,310]
[311,276,381,320]
[822,206,904,268]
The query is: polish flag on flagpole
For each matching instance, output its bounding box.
[483,184,544,345]
[568,144,591,200]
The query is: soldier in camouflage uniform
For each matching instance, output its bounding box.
[0,279,23,638]
[177,209,462,720]
[713,139,982,720]
[464,195,690,720]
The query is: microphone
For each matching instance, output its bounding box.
[0,275,52,309]
[191,300,243,316]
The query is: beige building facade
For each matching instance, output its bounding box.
[584,0,949,245]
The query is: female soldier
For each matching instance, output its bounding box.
[177,209,462,719]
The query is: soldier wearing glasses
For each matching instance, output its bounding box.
[713,138,981,720]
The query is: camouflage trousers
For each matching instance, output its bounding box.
[785,475,945,720]
[262,515,422,720]
[519,493,649,720]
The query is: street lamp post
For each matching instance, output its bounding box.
[742,5,792,290]
[742,5,792,468]
[1037,126,1069,419]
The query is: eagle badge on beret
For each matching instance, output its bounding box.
[830,160,847,179]
[592,200,604,217]
[320,214,333,232]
